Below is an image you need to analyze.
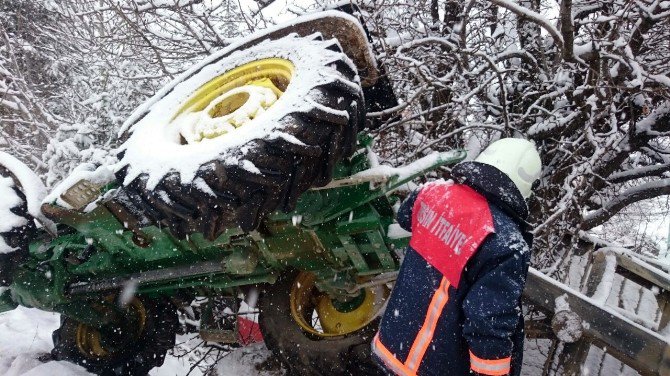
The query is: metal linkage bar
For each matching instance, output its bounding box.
[312,150,466,193]
[346,271,398,294]
[68,260,226,295]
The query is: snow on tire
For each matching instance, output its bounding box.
[115,34,364,239]
[0,165,36,286]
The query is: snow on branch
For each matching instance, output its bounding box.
[395,36,458,56]
[608,164,670,183]
[76,0,203,15]
[488,0,564,51]
[582,178,670,229]
[636,101,670,136]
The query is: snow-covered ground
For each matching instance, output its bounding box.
[0,307,283,376]
[2,300,644,376]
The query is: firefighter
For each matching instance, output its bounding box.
[372,138,542,376]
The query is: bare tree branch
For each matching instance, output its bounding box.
[488,0,564,51]
[582,178,670,229]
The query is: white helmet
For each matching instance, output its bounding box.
[475,138,542,199]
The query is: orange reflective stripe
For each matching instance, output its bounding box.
[372,334,416,376]
[404,277,451,372]
[469,351,511,376]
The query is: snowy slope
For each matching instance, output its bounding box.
[0,308,88,376]
[0,307,283,376]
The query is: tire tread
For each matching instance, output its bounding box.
[115,37,364,240]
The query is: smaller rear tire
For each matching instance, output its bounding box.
[259,271,386,376]
[51,297,178,376]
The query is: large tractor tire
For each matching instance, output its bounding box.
[258,271,387,376]
[115,34,364,240]
[0,165,36,286]
[51,297,178,376]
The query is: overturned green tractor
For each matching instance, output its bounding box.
[0,8,465,376]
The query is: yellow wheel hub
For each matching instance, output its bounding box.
[289,272,388,338]
[75,298,147,359]
[174,58,295,143]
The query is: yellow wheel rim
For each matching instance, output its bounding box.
[173,58,295,143]
[289,272,389,338]
[76,324,109,358]
[75,298,147,359]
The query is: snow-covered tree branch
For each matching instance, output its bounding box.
[354,0,670,269]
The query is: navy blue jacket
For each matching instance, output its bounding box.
[373,162,532,376]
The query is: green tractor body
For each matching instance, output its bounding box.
[2,146,465,326]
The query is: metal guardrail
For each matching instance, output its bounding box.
[522,251,670,376]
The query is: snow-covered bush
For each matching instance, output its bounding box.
[1,0,250,185]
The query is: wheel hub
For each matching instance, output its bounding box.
[75,298,147,359]
[173,58,294,144]
[289,272,388,338]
